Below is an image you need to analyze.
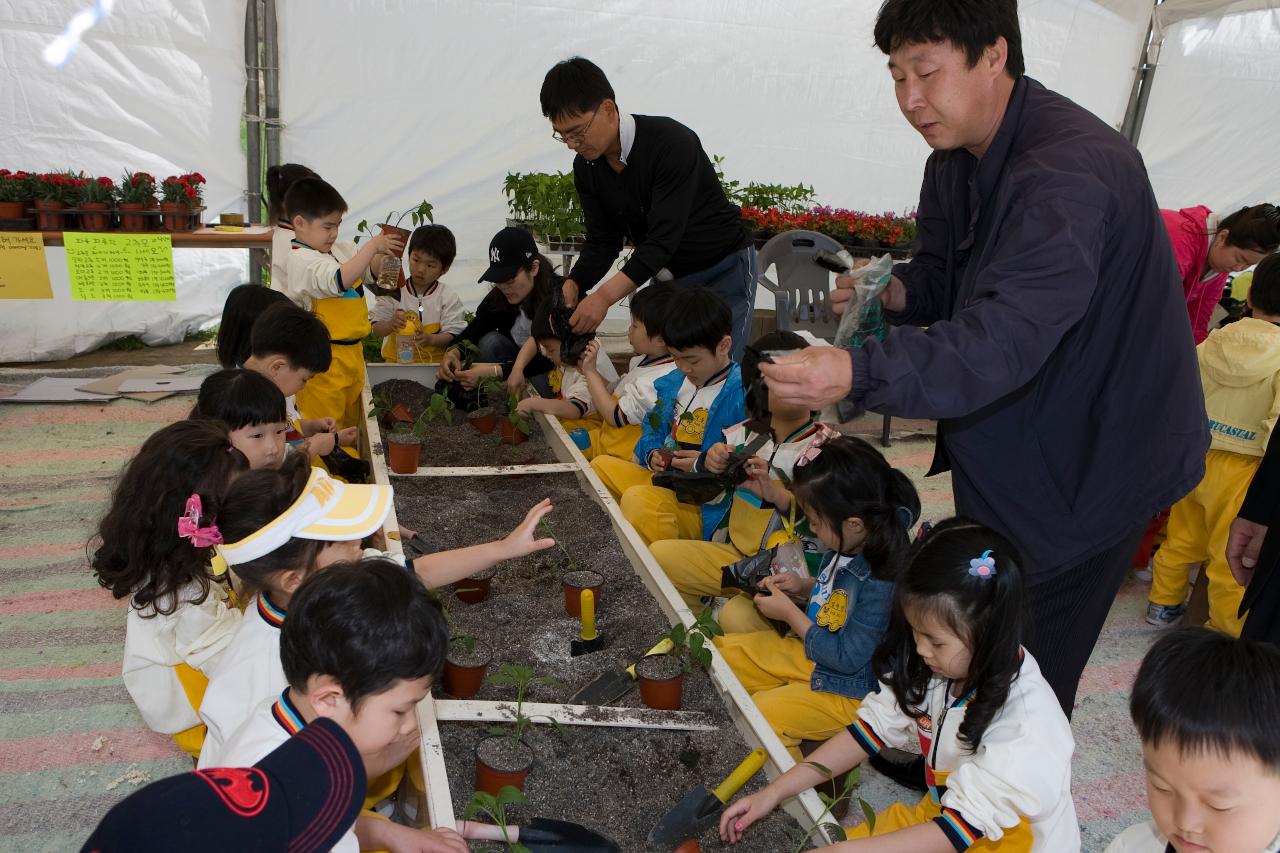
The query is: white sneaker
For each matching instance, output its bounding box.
[1133,565,1153,583]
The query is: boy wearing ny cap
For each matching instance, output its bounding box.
[198,455,554,762]
[437,226,560,396]
[209,559,467,853]
[82,717,369,853]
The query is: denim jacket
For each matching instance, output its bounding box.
[803,551,894,699]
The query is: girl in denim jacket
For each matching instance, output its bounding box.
[715,432,919,759]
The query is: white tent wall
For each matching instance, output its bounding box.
[278,0,1151,307]
[0,1,247,363]
[1138,6,1280,212]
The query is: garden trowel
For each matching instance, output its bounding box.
[647,748,768,850]
[465,817,620,852]
[569,639,675,705]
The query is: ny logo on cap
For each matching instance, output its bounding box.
[490,247,501,264]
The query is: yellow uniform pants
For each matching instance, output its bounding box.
[845,792,1032,850]
[172,663,209,760]
[621,484,702,545]
[591,455,653,501]
[715,630,860,761]
[651,539,743,611]
[719,593,774,633]
[596,422,644,461]
[296,342,365,431]
[1149,449,1258,636]
[558,414,604,460]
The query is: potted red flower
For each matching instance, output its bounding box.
[116,171,157,232]
[32,172,86,230]
[159,172,205,232]
[78,176,115,232]
[0,170,34,221]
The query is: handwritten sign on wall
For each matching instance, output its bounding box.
[0,233,54,300]
[64,233,175,302]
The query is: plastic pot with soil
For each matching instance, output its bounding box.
[635,653,686,711]
[474,736,534,795]
[441,636,492,699]
[561,569,603,618]
[387,431,423,474]
[452,566,496,605]
[467,407,497,434]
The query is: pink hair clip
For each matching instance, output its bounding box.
[178,494,223,548]
[794,423,841,468]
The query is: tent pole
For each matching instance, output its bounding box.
[244,0,263,282]
[262,0,281,170]
[1121,1,1162,146]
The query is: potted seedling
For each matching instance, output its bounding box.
[463,786,531,853]
[455,339,481,370]
[453,565,496,605]
[636,610,723,711]
[791,763,875,850]
[537,517,602,618]
[443,632,493,699]
[355,200,433,289]
[369,387,413,431]
[387,410,429,474]
[421,390,455,427]
[474,664,559,795]
[499,392,533,446]
[468,375,505,434]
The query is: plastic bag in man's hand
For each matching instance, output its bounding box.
[832,253,894,351]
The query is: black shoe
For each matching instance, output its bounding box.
[869,748,928,792]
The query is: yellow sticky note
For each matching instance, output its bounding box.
[0,232,54,300]
[64,233,175,302]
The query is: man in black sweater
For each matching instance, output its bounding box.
[539,57,756,358]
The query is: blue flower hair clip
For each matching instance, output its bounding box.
[968,549,996,579]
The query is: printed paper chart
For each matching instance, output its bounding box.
[64,233,176,301]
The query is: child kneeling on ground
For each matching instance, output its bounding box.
[715,433,919,759]
[720,519,1079,851]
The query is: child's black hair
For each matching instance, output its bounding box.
[266,163,317,223]
[407,224,457,270]
[791,435,919,580]
[284,176,347,222]
[871,517,1026,752]
[91,420,248,615]
[1247,253,1280,316]
[629,283,675,338]
[216,283,290,369]
[1219,203,1280,255]
[250,302,332,375]
[540,56,615,122]
[661,286,732,352]
[217,453,324,593]
[531,297,557,344]
[742,330,810,420]
[281,558,447,711]
[873,0,1025,77]
[191,368,287,430]
[1131,626,1280,774]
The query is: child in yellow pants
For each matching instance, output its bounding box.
[1147,262,1280,634]
[715,434,916,759]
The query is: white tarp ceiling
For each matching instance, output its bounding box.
[0,0,1276,361]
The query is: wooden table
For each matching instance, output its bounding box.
[39,227,273,250]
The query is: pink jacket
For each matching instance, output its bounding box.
[1162,205,1228,344]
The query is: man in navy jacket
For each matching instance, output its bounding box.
[763,0,1207,714]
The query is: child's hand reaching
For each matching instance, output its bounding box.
[501,498,556,559]
[516,397,541,415]
[719,788,781,844]
[391,310,411,333]
[336,426,358,447]
[371,231,405,257]
[754,575,803,620]
[704,442,732,474]
[365,821,469,853]
[580,340,600,375]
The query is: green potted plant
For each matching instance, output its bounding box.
[369,386,413,430]
[467,375,505,434]
[502,171,584,250]
[116,171,157,232]
[536,517,602,618]
[78,176,115,231]
[636,609,723,711]
[421,390,455,427]
[386,410,428,474]
[473,664,559,795]
[791,763,876,849]
[462,787,531,853]
[159,172,205,232]
[0,170,33,221]
[355,201,433,290]
[498,391,533,446]
[31,172,85,230]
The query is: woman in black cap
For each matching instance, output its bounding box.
[438,226,558,395]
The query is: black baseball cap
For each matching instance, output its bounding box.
[479,226,537,283]
[80,718,367,853]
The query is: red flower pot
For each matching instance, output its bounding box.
[474,737,534,796]
[33,199,65,231]
[452,567,495,604]
[636,656,685,710]
[387,437,422,474]
[468,408,497,434]
[562,570,603,618]
[117,203,148,232]
[500,419,529,446]
[160,202,195,232]
[379,224,410,288]
[441,638,491,699]
[0,201,24,220]
[79,202,111,232]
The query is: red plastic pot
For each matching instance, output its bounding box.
[500,418,529,446]
[452,569,494,605]
[117,203,148,232]
[441,638,491,699]
[79,202,111,232]
[636,656,685,710]
[33,199,65,231]
[468,409,497,434]
[160,202,195,232]
[0,201,24,220]
[387,437,422,474]
[381,402,415,430]
[379,224,410,288]
[562,570,603,618]
[474,737,534,796]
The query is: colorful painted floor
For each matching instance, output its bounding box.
[0,373,1154,851]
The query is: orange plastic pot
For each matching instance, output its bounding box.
[117,203,148,232]
[500,419,529,446]
[387,438,422,474]
[0,201,24,220]
[33,199,65,231]
[441,638,491,699]
[160,202,195,232]
[562,570,603,618]
[79,202,111,231]
[636,656,685,711]
[474,737,533,796]
[452,570,493,604]
[468,409,497,434]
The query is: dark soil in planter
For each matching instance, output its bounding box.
[372,379,557,467]
[476,736,534,773]
[635,653,684,681]
[395,475,807,850]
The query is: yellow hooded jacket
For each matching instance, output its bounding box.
[1199,317,1280,457]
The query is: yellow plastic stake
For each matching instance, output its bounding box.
[711,748,767,804]
[579,589,597,641]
